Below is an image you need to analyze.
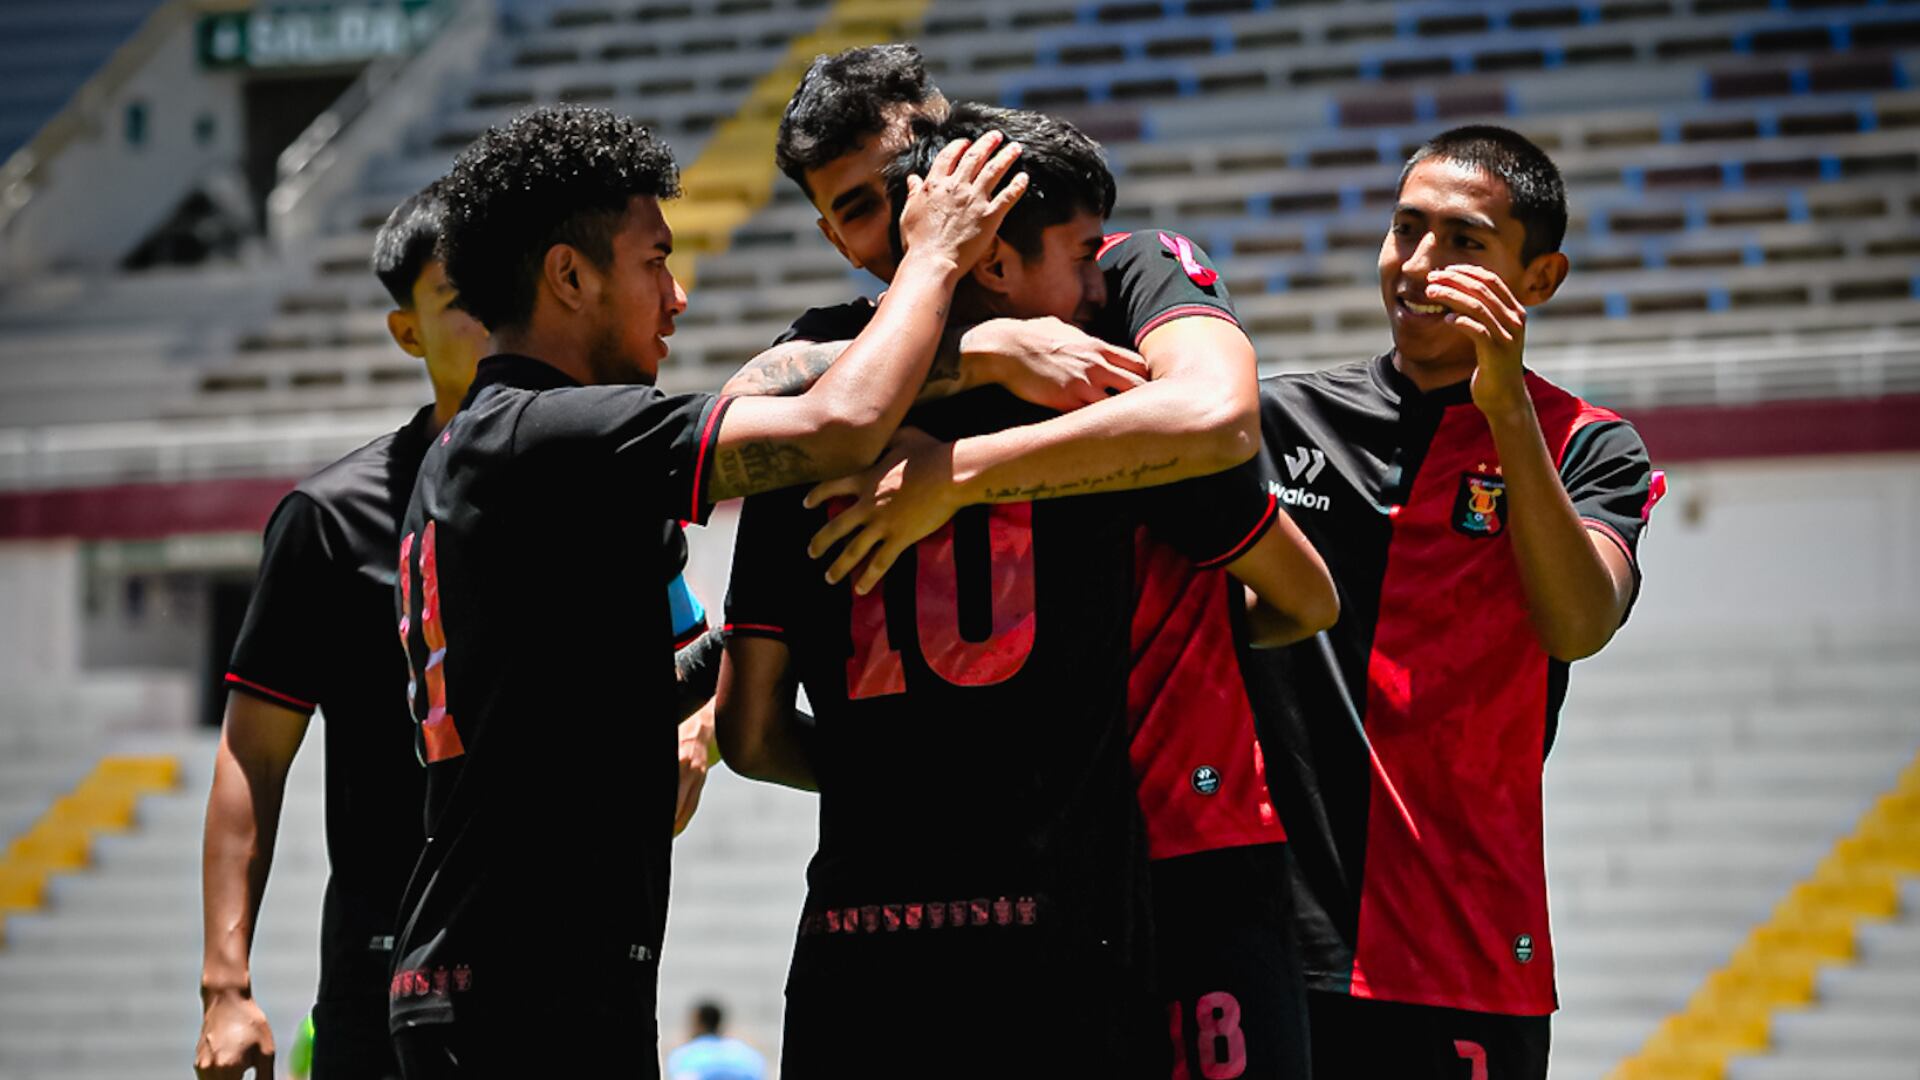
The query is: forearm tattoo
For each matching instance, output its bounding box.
[710,439,817,500]
[980,457,1182,502]
[724,341,850,397]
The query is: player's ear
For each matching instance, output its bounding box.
[543,243,591,312]
[815,217,859,270]
[967,236,1013,297]
[385,308,426,358]
[1517,251,1569,306]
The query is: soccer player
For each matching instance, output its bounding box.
[196,188,488,1080]
[385,105,1025,1076]
[716,107,1335,1075]
[1242,126,1661,1078]
[731,52,1324,1074]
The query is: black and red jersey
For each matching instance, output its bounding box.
[226,405,435,1006]
[1243,355,1659,1017]
[1096,230,1287,862]
[724,386,1276,988]
[768,231,1285,865]
[389,354,732,1034]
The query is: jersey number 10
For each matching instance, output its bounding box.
[845,504,1037,699]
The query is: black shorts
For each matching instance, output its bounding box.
[1152,843,1310,1080]
[1308,991,1550,1080]
[781,915,1157,1078]
[309,998,401,1080]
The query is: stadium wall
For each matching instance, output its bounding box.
[0,452,1913,731]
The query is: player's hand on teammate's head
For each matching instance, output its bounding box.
[896,131,1029,274]
[194,989,275,1080]
[968,316,1147,411]
[803,426,957,595]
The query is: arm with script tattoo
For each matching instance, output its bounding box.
[704,133,1029,501]
[803,316,1261,590]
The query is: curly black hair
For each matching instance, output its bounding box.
[775,44,946,198]
[885,103,1114,263]
[437,105,680,332]
[370,185,447,308]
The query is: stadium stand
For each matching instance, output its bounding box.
[0,732,323,1080]
[1543,621,1920,1079]
[0,0,167,162]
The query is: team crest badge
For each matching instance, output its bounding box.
[1453,467,1507,538]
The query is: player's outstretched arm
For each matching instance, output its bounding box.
[715,637,818,792]
[1226,511,1340,648]
[804,316,1260,591]
[196,693,307,1080]
[722,317,1146,413]
[704,134,1028,502]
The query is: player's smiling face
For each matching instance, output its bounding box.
[805,104,928,285]
[591,195,687,385]
[984,210,1109,326]
[1380,158,1533,368]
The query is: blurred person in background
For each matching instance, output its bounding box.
[385,104,1024,1076]
[666,1000,765,1080]
[195,187,487,1080]
[1243,125,1662,1079]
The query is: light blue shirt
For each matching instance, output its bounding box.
[666,1035,765,1080]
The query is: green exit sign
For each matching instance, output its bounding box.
[198,1,452,70]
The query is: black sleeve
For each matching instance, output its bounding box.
[723,488,813,641]
[1097,230,1241,348]
[771,299,878,346]
[520,386,734,525]
[1561,420,1655,566]
[225,491,338,714]
[1137,454,1280,570]
[1560,419,1658,618]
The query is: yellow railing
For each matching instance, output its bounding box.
[0,754,181,947]
[666,0,933,287]
[1607,752,1920,1079]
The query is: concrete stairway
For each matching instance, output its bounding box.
[1544,624,1920,1079]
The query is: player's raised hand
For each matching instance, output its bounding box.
[966,316,1147,411]
[194,989,275,1080]
[804,427,958,594]
[897,131,1029,274]
[1424,264,1530,418]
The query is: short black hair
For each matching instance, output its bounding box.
[693,1000,723,1034]
[436,105,680,332]
[1399,125,1567,264]
[370,187,447,308]
[886,103,1115,263]
[775,43,945,197]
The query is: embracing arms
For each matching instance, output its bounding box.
[702,134,1028,502]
